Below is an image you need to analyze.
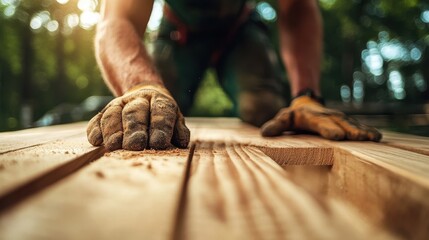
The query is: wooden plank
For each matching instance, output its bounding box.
[1,118,426,239]
[0,149,189,240]
[303,140,429,239]
[0,147,105,212]
[188,118,334,165]
[179,141,394,240]
[282,165,331,196]
[188,119,429,238]
[326,141,429,188]
[0,131,96,197]
[329,148,429,240]
[0,122,87,153]
[282,149,429,240]
[382,131,429,156]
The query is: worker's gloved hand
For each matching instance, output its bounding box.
[87,84,190,151]
[261,95,382,141]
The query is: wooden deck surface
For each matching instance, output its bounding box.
[0,118,428,240]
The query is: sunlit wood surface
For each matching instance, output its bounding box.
[0,118,428,240]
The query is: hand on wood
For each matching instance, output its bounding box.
[261,96,382,141]
[86,84,190,151]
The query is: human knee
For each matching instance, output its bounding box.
[238,91,286,127]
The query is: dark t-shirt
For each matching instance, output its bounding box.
[165,0,247,29]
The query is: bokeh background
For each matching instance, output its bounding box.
[1,0,429,135]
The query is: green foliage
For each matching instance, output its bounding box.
[0,0,428,131]
[0,0,109,131]
[319,0,429,103]
[189,70,234,117]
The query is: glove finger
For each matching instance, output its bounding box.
[260,108,293,137]
[149,97,177,149]
[172,111,190,148]
[345,117,382,141]
[352,119,382,141]
[360,125,382,142]
[313,116,346,140]
[331,116,382,142]
[101,104,124,151]
[330,115,368,140]
[122,98,150,151]
[290,110,345,140]
[87,112,103,146]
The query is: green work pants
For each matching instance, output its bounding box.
[152,12,287,126]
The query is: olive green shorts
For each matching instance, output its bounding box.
[152,11,288,126]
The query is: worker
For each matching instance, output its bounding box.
[86,0,382,151]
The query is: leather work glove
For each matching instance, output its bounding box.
[261,95,382,141]
[87,84,190,151]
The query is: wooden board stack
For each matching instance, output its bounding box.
[0,118,428,240]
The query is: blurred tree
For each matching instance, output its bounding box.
[0,0,428,132]
[320,0,428,104]
[0,0,109,131]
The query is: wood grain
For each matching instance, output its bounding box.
[0,147,105,213]
[187,119,429,239]
[0,132,96,196]
[382,131,429,156]
[0,149,190,240]
[1,118,428,239]
[179,141,393,240]
[329,148,429,240]
[326,141,429,188]
[305,140,429,240]
[282,165,331,196]
[188,118,334,165]
[0,122,87,153]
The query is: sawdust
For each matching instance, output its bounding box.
[131,162,143,167]
[131,161,153,171]
[95,171,105,179]
[105,148,186,160]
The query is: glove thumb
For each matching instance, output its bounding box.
[260,109,293,137]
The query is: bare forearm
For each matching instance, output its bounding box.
[278,0,322,96]
[95,18,163,96]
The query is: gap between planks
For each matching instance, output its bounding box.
[0,146,192,240]
[0,146,106,213]
[1,119,429,239]
[0,118,339,215]
[0,140,394,240]
[175,141,394,240]
[0,127,96,197]
[172,143,196,240]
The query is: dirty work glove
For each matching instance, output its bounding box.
[261,95,382,141]
[87,84,190,151]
